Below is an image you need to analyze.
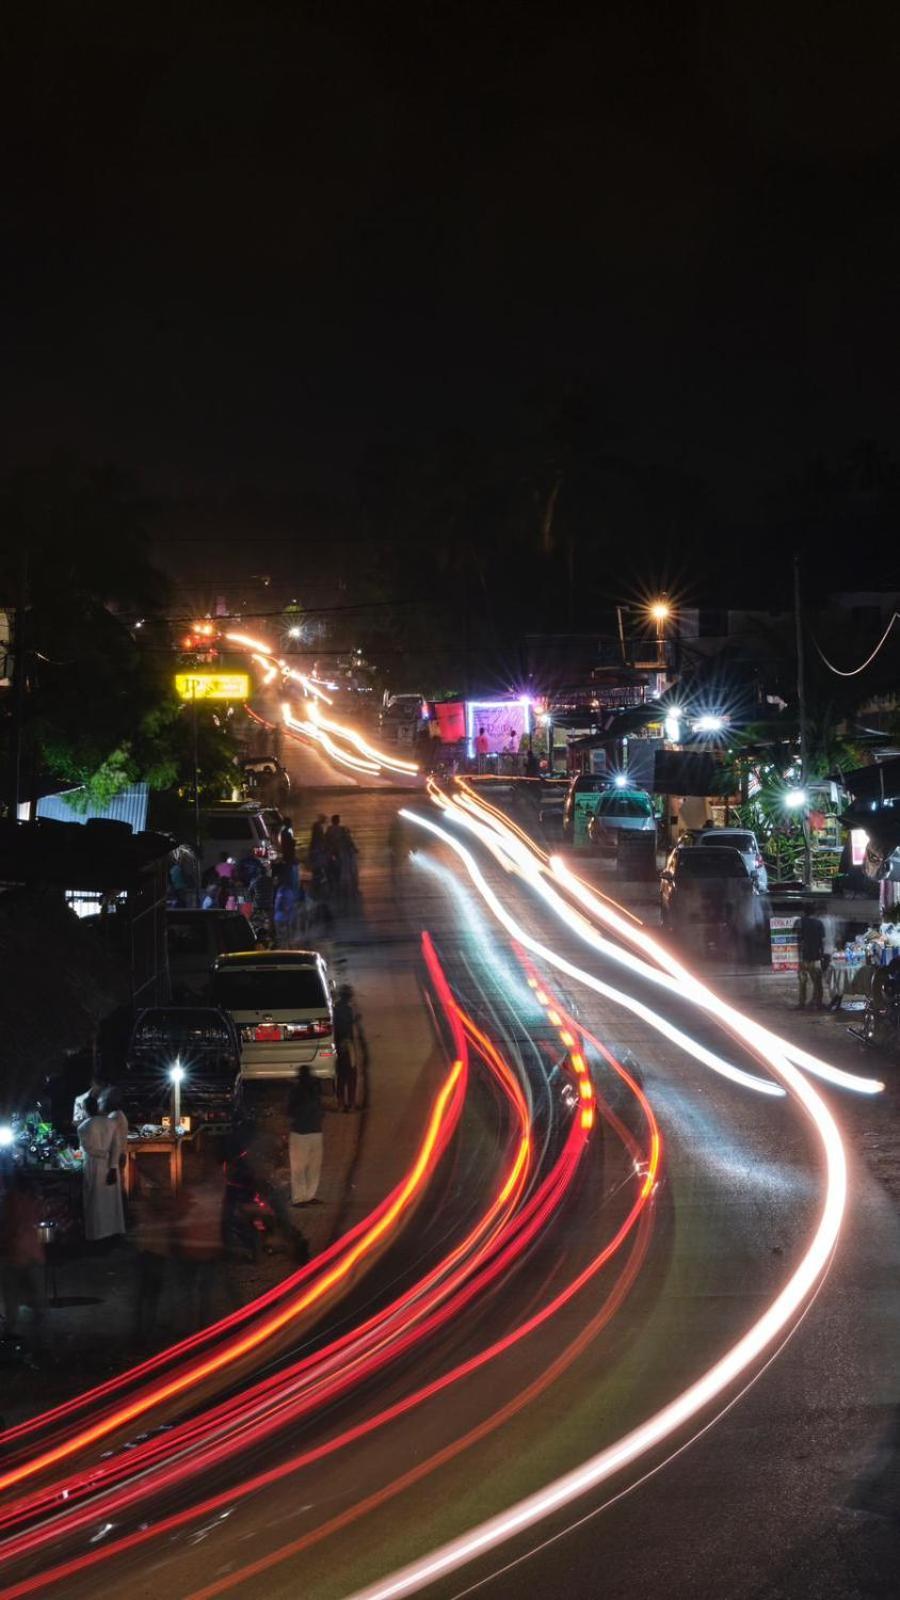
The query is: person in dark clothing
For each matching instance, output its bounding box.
[333,984,367,1112]
[309,814,329,892]
[287,1066,324,1204]
[279,816,296,862]
[795,902,827,1008]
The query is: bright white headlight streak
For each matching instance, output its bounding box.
[443,786,882,1100]
[400,811,782,1097]
[347,844,849,1600]
[281,704,379,776]
[307,700,420,777]
[549,856,884,1098]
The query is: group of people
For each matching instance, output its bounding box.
[308,814,359,901]
[473,727,540,778]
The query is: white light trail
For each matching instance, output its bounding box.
[549,856,884,1098]
[443,785,882,1099]
[400,811,782,1097]
[345,814,850,1600]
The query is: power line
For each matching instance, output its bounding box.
[812,612,900,676]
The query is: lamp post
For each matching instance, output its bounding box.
[648,599,671,697]
[169,1060,185,1132]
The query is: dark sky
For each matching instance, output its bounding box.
[3,0,900,534]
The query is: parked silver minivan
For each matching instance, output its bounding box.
[212,950,336,1082]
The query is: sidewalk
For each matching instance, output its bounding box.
[1,796,444,1427]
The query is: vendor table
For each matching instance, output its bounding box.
[125,1133,191,1195]
[827,955,874,1005]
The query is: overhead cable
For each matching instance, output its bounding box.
[812,611,900,676]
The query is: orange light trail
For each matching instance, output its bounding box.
[0,1053,466,1497]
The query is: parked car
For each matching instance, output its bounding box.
[198,803,277,876]
[212,950,336,1082]
[123,1007,241,1127]
[660,845,762,950]
[238,755,291,806]
[167,909,258,1001]
[689,827,769,892]
[586,787,656,850]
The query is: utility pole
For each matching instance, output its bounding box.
[6,549,28,822]
[793,553,812,888]
[191,680,200,852]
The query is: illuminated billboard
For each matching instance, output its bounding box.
[174,672,250,701]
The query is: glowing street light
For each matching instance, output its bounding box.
[693,713,727,733]
[784,787,808,810]
[0,1123,15,1149]
[169,1060,185,1131]
[648,600,670,623]
[613,773,629,788]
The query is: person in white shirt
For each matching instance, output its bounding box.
[77,1095,125,1241]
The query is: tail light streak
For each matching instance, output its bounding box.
[327,794,855,1600]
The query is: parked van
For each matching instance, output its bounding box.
[198,804,276,876]
[167,909,258,1001]
[212,950,336,1082]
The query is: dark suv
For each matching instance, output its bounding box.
[123,1007,242,1128]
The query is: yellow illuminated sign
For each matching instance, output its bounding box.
[175,672,250,701]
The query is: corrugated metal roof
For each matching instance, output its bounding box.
[36,783,150,833]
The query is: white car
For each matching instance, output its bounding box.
[212,950,337,1082]
[693,828,768,892]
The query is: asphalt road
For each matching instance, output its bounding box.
[2,753,898,1600]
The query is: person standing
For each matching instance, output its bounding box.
[287,1066,324,1205]
[333,984,367,1112]
[325,814,356,897]
[77,1094,125,1241]
[475,727,490,773]
[309,814,329,893]
[99,1085,129,1174]
[794,901,826,1009]
[0,1170,45,1348]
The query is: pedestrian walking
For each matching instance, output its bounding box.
[0,1170,45,1348]
[309,814,329,893]
[333,984,367,1111]
[794,901,827,1009]
[273,865,299,946]
[278,814,296,865]
[130,1175,175,1341]
[77,1094,125,1241]
[176,1142,226,1329]
[287,1066,324,1205]
[325,814,358,900]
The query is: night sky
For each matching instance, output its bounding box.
[3,1,900,599]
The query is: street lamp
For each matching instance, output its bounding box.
[648,600,670,623]
[784,787,808,809]
[169,1061,185,1131]
[0,1123,15,1149]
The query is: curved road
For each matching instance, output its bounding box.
[0,749,897,1600]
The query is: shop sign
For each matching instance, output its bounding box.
[175,672,250,701]
[770,915,799,972]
